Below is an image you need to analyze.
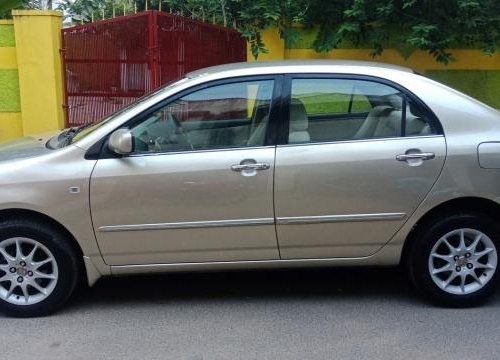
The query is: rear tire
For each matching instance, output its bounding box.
[408,213,500,307]
[0,219,81,317]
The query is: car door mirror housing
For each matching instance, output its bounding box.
[108,129,134,155]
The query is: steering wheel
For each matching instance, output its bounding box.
[152,112,194,151]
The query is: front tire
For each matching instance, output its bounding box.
[0,219,81,317]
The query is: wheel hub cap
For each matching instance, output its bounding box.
[16,267,28,277]
[456,257,469,267]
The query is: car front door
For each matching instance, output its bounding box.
[274,76,446,259]
[90,77,281,265]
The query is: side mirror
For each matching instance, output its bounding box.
[108,129,133,155]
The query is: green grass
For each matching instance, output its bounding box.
[294,92,371,114]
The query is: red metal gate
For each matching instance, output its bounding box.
[61,11,246,126]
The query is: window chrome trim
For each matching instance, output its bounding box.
[276,134,444,149]
[126,145,276,158]
[276,213,406,225]
[99,213,406,233]
[98,218,275,232]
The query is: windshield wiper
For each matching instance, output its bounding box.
[59,123,93,147]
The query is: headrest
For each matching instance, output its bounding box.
[289,131,310,144]
[290,99,308,131]
[408,101,425,118]
[384,94,403,110]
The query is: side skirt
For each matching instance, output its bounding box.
[110,244,402,276]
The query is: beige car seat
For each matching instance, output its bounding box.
[288,99,310,144]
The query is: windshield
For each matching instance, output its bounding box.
[48,77,190,149]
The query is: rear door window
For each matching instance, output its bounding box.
[288,78,439,144]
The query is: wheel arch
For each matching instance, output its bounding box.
[401,196,500,266]
[0,208,86,283]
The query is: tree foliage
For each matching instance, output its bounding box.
[6,0,499,64]
[0,0,22,13]
[303,0,500,64]
[237,0,500,64]
[57,0,233,24]
[0,0,52,18]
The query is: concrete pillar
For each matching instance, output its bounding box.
[12,10,65,135]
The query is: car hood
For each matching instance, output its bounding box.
[0,131,60,162]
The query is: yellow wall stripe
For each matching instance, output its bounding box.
[284,49,500,72]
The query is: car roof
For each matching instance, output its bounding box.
[186,60,414,79]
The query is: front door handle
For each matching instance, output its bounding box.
[396,152,435,161]
[231,159,270,177]
[231,163,270,171]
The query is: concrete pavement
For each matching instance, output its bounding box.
[1,267,499,359]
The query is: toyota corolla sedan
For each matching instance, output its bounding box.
[1,60,499,317]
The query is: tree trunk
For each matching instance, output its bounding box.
[46,0,52,10]
[221,0,227,27]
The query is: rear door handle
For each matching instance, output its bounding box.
[396,152,435,161]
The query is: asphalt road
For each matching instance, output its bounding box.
[1,267,499,360]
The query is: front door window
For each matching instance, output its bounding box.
[130,80,275,153]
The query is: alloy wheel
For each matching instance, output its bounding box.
[428,228,497,295]
[0,237,59,306]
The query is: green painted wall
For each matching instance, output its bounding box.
[0,24,15,47]
[0,70,21,112]
[425,70,500,109]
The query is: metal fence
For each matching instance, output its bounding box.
[61,11,246,126]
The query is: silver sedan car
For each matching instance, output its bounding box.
[1,60,499,317]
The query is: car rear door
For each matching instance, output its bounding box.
[90,77,281,265]
[274,75,446,259]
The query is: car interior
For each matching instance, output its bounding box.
[130,84,435,153]
[131,88,273,152]
[290,94,434,144]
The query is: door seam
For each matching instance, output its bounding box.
[271,146,282,259]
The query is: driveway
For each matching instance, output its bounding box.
[1,267,498,359]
